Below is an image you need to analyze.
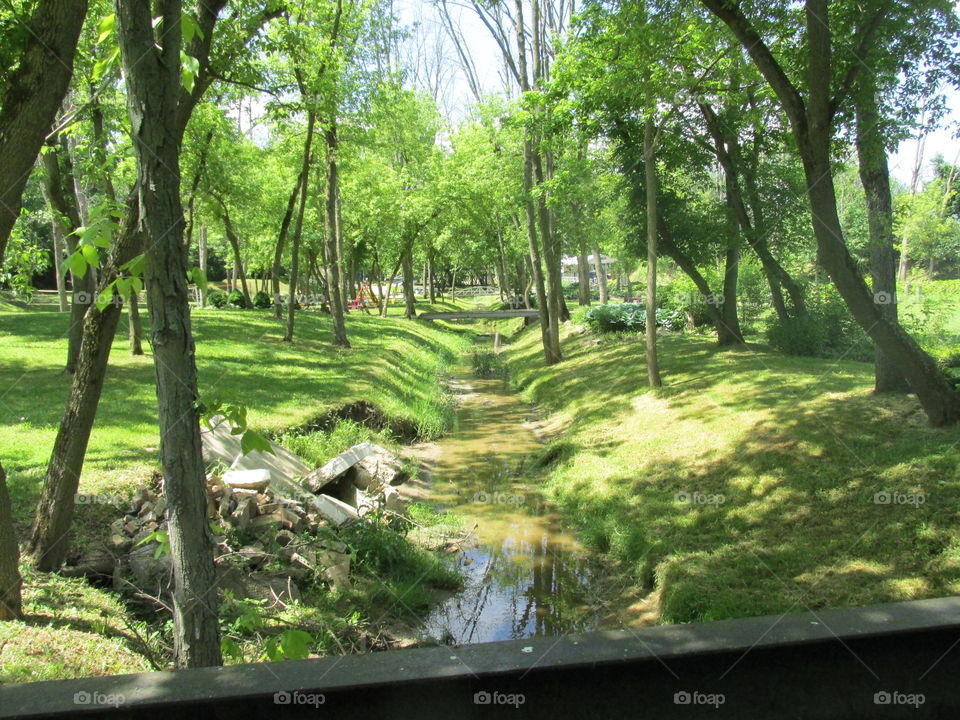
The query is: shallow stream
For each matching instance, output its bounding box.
[412,355,612,644]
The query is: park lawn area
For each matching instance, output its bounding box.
[0,303,470,683]
[504,324,960,625]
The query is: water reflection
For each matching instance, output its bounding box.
[419,372,605,645]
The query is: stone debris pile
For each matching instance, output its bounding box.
[67,419,413,606]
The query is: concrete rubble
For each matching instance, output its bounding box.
[69,420,412,605]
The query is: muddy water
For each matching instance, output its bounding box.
[413,364,607,645]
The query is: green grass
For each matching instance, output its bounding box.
[0,564,155,684]
[503,324,960,625]
[0,306,469,508]
[0,302,471,681]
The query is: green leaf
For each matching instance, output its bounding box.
[263,637,282,662]
[115,277,131,299]
[81,244,101,268]
[220,637,243,662]
[181,11,203,45]
[188,266,208,293]
[240,429,274,456]
[181,52,200,93]
[136,529,170,558]
[64,251,88,279]
[95,281,115,311]
[97,13,115,43]
[92,46,120,83]
[131,276,143,294]
[278,629,313,660]
[123,254,145,277]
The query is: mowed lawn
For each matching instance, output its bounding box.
[505,325,960,625]
[0,306,468,529]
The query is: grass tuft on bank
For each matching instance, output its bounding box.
[503,324,960,625]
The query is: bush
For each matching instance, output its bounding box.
[471,349,504,378]
[766,288,873,361]
[227,289,247,308]
[252,290,272,309]
[584,303,685,334]
[207,290,228,308]
[766,313,829,357]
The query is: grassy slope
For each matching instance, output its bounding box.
[0,304,469,682]
[505,325,960,625]
[1,306,468,507]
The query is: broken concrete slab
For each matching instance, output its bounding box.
[355,444,408,488]
[269,474,359,526]
[341,483,379,515]
[301,441,377,493]
[382,485,405,514]
[222,469,271,491]
[201,418,311,479]
[317,550,351,590]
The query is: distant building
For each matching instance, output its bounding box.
[561,254,616,285]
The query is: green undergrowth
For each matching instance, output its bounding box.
[503,323,960,625]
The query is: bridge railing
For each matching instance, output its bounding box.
[449,286,500,298]
[3,595,960,719]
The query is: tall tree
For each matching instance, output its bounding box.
[0,462,20,620]
[28,0,278,570]
[701,0,960,426]
[115,0,220,667]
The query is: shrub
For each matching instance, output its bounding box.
[252,290,272,309]
[471,349,504,378]
[207,290,228,308]
[226,289,246,308]
[766,313,830,357]
[766,288,873,361]
[584,303,685,334]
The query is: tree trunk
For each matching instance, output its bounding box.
[285,112,315,342]
[0,0,88,266]
[522,141,555,363]
[699,101,803,323]
[717,241,744,345]
[128,289,144,355]
[29,210,140,570]
[592,244,608,304]
[324,125,349,345]
[577,240,591,305]
[644,116,662,387]
[533,152,565,351]
[401,247,417,318]
[220,204,251,308]
[660,225,725,332]
[0,462,22,620]
[854,72,910,393]
[116,0,221,667]
[51,220,69,311]
[40,135,93,373]
[272,169,304,320]
[198,225,208,307]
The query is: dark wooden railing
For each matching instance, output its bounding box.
[3,595,960,719]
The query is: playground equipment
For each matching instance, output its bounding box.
[348,283,380,313]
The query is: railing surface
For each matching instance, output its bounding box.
[2,596,960,719]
